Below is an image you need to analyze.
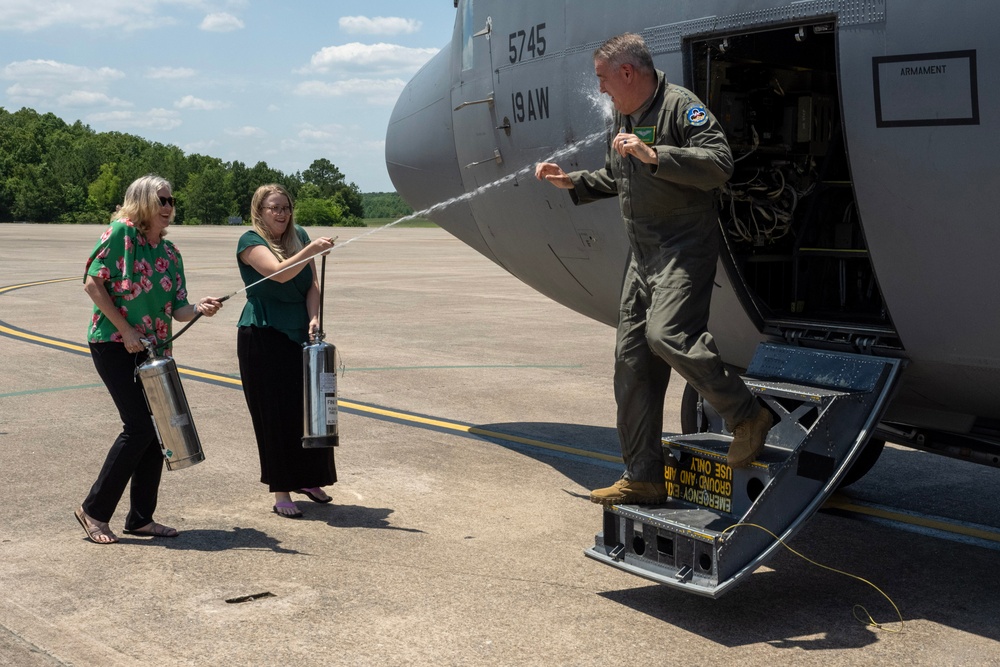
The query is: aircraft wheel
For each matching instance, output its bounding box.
[680,383,725,434]
[838,437,886,488]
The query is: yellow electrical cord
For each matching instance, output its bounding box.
[722,522,904,633]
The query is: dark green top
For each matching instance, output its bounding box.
[237,226,314,344]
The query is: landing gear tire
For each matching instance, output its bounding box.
[838,437,885,488]
[680,383,725,435]
[679,384,885,487]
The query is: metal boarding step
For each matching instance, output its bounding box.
[584,342,904,598]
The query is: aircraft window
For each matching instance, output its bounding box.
[462,0,474,70]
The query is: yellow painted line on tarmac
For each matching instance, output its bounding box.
[336,399,623,463]
[6,287,1000,536]
[825,494,1000,544]
[0,297,621,465]
[0,276,79,294]
[0,323,90,353]
[179,368,243,386]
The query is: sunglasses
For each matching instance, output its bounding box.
[158,196,176,208]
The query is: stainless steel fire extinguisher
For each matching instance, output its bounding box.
[302,253,339,448]
[136,339,205,470]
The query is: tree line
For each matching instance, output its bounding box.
[0,106,411,226]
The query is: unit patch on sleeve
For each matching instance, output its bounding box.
[686,105,709,127]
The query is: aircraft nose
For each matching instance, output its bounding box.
[385,43,465,212]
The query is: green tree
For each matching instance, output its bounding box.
[338,182,365,220]
[294,196,345,227]
[362,191,414,219]
[9,163,64,221]
[302,158,345,198]
[88,162,121,214]
[184,161,234,225]
[302,158,364,221]
[228,160,254,220]
[0,106,374,224]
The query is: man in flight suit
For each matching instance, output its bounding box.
[535,33,773,505]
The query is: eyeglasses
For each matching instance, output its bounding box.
[264,205,292,215]
[158,196,175,208]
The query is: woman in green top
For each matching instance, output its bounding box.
[75,174,224,544]
[237,184,337,517]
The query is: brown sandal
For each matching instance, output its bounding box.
[74,507,119,544]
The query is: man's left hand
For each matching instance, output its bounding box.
[614,132,656,164]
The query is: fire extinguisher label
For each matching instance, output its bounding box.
[325,396,338,425]
[319,372,337,393]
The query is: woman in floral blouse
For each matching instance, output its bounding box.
[75,174,223,545]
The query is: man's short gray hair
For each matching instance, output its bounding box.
[594,33,654,73]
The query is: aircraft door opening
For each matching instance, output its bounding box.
[689,24,901,354]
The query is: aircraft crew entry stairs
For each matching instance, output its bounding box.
[584,343,904,597]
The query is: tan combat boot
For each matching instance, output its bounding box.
[590,478,669,506]
[727,405,773,468]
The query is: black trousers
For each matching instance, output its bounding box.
[238,326,336,493]
[83,343,164,529]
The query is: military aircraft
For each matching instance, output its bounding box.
[385,0,1000,596]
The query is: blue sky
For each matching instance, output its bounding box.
[0,1,459,192]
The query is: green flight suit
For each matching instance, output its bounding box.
[568,70,757,482]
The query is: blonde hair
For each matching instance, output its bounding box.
[249,184,303,260]
[116,174,174,237]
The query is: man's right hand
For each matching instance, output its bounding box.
[535,162,573,189]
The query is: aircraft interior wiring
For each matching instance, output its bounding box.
[691,23,901,351]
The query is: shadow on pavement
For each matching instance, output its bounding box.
[596,512,1000,648]
[475,421,622,491]
[122,526,303,554]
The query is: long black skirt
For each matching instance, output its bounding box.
[237,325,336,492]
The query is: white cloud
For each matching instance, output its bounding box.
[0,0,169,31]
[294,78,406,106]
[87,108,182,131]
[182,138,221,155]
[2,60,125,106]
[303,43,438,75]
[282,126,385,164]
[58,90,133,108]
[339,16,421,36]
[4,83,48,101]
[147,67,197,80]
[200,12,244,32]
[225,126,266,138]
[174,95,227,110]
[298,129,333,141]
[2,59,124,85]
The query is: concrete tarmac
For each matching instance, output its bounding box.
[1,223,1000,666]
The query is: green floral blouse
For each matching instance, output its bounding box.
[83,218,190,355]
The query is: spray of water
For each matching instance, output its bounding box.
[337,75,615,250]
[581,72,615,125]
[162,90,615,347]
[337,129,607,249]
[215,128,609,306]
